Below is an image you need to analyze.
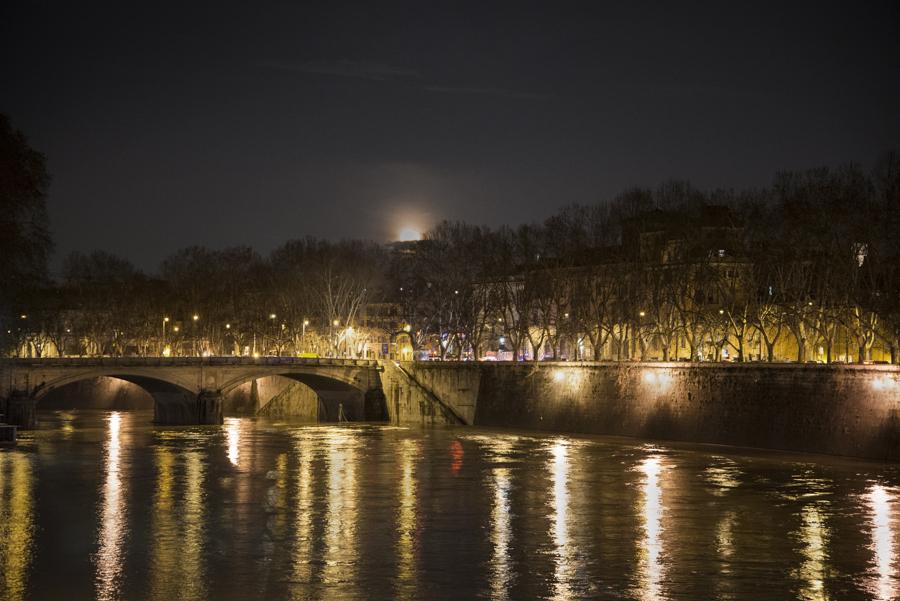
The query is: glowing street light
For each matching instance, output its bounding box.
[269,313,277,320]
[333,319,340,327]
[225,323,231,329]
[192,314,199,321]
[161,316,170,356]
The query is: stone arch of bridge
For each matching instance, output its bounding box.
[220,370,364,397]
[31,369,200,424]
[219,369,385,421]
[32,369,199,400]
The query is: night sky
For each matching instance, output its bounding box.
[4,1,899,272]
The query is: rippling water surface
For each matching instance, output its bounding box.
[1,410,899,600]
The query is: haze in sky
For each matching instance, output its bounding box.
[3,1,899,271]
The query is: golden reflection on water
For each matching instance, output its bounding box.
[396,438,419,599]
[268,452,290,543]
[549,440,575,600]
[703,460,740,496]
[150,438,207,601]
[637,455,665,601]
[716,511,736,563]
[225,417,242,467]
[867,484,898,601]
[0,452,35,601]
[794,503,830,601]
[95,411,128,601]
[183,450,206,600]
[58,411,76,439]
[290,433,315,596]
[323,429,359,591]
[490,466,512,601]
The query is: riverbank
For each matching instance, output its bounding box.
[389,362,900,461]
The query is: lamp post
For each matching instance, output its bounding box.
[637,311,645,360]
[302,319,309,354]
[192,314,199,356]
[162,317,170,356]
[269,313,276,356]
[332,319,340,357]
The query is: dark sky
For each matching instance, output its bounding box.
[4,1,899,272]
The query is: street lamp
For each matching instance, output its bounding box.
[191,314,200,356]
[162,317,170,356]
[301,318,309,353]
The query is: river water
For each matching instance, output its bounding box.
[0,410,898,600]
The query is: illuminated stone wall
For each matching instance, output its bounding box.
[399,362,900,461]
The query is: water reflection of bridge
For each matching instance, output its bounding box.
[0,357,386,427]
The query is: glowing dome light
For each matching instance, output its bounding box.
[398,226,421,241]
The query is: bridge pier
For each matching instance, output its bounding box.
[3,392,36,430]
[197,390,224,425]
[364,388,388,421]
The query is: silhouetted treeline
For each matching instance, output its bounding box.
[4,147,899,363]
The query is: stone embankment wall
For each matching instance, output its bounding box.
[380,361,478,425]
[389,362,900,461]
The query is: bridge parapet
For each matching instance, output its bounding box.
[0,357,380,368]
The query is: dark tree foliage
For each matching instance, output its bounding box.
[0,114,53,353]
[5,140,900,363]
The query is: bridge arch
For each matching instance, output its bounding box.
[31,369,200,424]
[219,369,385,422]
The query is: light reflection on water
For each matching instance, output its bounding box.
[150,430,207,601]
[867,484,898,601]
[396,438,419,599]
[225,417,241,467]
[3,410,900,600]
[490,466,512,601]
[290,432,315,596]
[637,454,665,601]
[95,411,127,601]
[795,502,831,601]
[323,429,359,597]
[0,451,34,601]
[548,440,576,600]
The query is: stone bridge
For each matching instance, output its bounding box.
[0,357,387,427]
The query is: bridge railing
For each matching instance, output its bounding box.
[0,356,381,368]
